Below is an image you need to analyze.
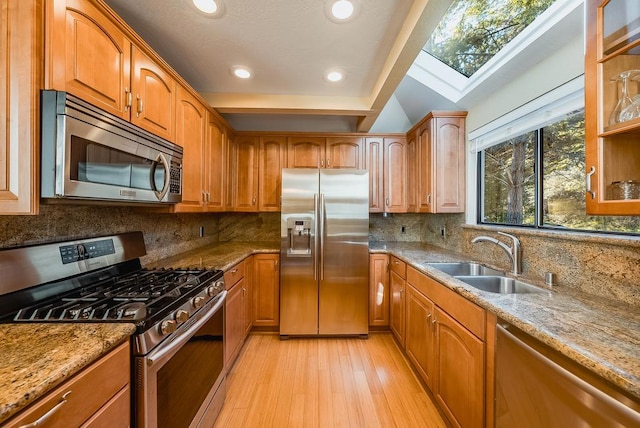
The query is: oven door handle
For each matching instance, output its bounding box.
[146,290,226,368]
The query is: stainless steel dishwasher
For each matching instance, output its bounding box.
[495,321,640,427]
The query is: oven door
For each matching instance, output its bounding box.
[136,291,226,428]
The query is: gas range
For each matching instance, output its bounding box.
[0,232,225,355]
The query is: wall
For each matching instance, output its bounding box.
[0,205,220,265]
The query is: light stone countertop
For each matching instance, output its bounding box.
[370,241,640,401]
[0,323,135,424]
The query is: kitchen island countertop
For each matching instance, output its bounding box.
[0,323,135,424]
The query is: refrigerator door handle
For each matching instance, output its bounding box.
[314,193,319,280]
[319,193,325,281]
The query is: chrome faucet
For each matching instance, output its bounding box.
[471,232,522,275]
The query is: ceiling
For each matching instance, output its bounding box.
[102,0,453,133]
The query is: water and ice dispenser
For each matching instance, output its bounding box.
[286,218,312,256]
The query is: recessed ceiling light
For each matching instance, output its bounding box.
[192,0,224,17]
[325,0,360,23]
[231,65,252,79]
[325,69,345,82]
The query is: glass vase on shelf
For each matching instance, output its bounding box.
[609,69,640,126]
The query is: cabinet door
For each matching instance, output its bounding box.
[259,136,286,211]
[225,281,245,368]
[287,137,325,168]
[48,0,132,120]
[252,254,280,327]
[418,122,433,212]
[366,137,385,213]
[406,285,435,388]
[205,119,226,211]
[389,270,406,346]
[383,137,407,213]
[0,0,40,215]
[243,256,254,338]
[406,132,418,212]
[325,137,365,169]
[233,136,259,211]
[369,254,389,327]
[434,307,484,428]
[130,46,176,142]
[433,117,465,213]
[174,86,206,212]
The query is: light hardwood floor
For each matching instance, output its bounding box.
[214,332,447,427]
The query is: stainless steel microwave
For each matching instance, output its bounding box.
[41,90,183,204]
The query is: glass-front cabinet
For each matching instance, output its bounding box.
[586,0,640,214]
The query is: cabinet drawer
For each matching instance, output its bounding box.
[390,256,406,279]
[407,266,485,340]
[81,385,130,428]
[224,260,246,289]
[6,341,130,428]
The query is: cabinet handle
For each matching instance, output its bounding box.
[426,311,432,323]
[320,159,325,168]
[586,166,596,200]
[231,269,238,274]
[136,94,143,118]
[426,193,431,205]
[124,88,132,112]
[431,317,437,330]
[326,158,330,168]
[385,198,389,206]
[252,197,256,205]
[207,192,211,203]
[399,288,404,294]
[18,391,72,428]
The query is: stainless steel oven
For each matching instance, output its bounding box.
[136,291,227,428]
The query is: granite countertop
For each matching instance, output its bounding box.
[370,241,640,401]
[0,323,135,424]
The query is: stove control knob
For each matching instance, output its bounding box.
[193,296,205,309]
[160,320,177,335]
[175,310,189,323]
[207,284,221,297]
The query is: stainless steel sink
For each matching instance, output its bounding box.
[427,262,503,277]
[454,275,547,294]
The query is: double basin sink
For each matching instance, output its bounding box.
[426,262,547,294]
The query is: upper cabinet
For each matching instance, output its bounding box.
[366,137,385,213]
[383,137,408,213]
[287,136,365,169]
[233,136,259,212]
[259,136,286,212]
[417,112,466,213]
[47,0,176,142]
[585,0,640,215]
[0,0,42,215]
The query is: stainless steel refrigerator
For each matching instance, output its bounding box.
[280,168,369,337]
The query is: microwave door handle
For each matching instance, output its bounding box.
[150,153,171,201]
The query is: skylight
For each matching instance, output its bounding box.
[424,0,556,77]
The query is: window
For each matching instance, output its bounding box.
[478,110,640,234]
[424,0,556,77]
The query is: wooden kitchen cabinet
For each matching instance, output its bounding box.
[325,136,365,169]
[252,254,280,328]
[585,0,640,215]
[244,256,254,337]
[287,136,364,169]
[366,138,385,213]
[47,0,176,142]
[0,0,41,215]
[389,256,407,346]
[434,307,484,428]
[232,136,259,211]
[412,112,466,213]
[205,118,229,211]
[383,137,408,213]
[406,284,436,388]
[174,86,207,212]
[369,254,390,327]
[259,136,287,211]
[224,260,249,368]
[4,341,130,428]
[406,132,419,212]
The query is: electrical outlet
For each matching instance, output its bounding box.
[440,227,446,238]
[401,225,406,234]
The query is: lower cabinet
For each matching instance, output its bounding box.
[389,270,406,346]
[406,265,488,428]
[5,341,130,428]
[252,254,280,328]
[224,260,249,368]
[369,254,390,327]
